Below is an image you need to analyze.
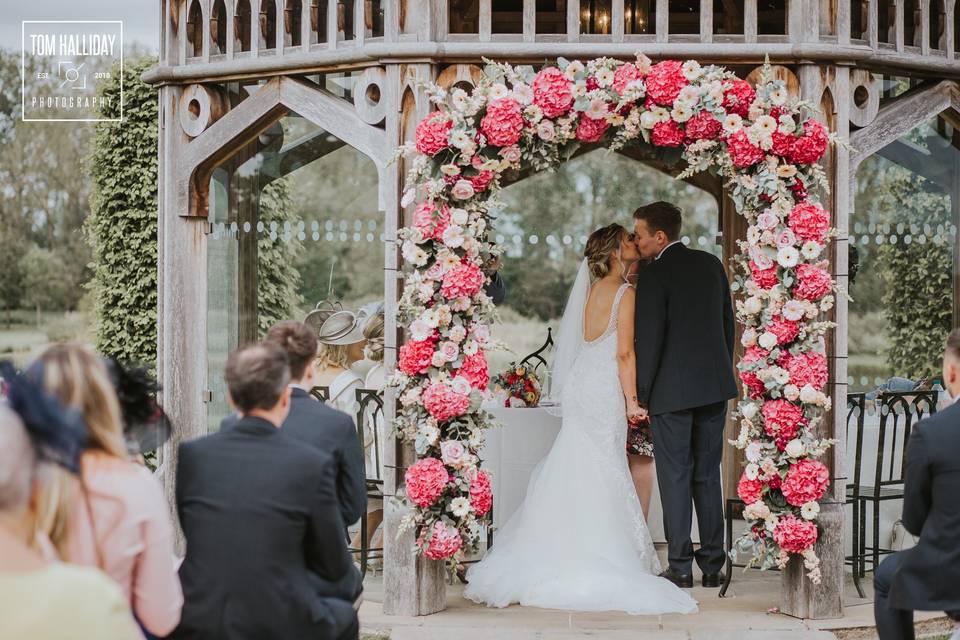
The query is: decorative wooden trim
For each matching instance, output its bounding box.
[523,0,535,42]
[480,0,492,41]
[700,0,714,44]
[566,0,579,42]
[612,0,625,43]
[656,0,668,42]
[744,0,758,42]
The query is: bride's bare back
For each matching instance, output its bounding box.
[583,279,627,342]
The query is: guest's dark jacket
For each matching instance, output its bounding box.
[634,243,737,415]
[171,416,355,640]
[221,387,367,527]
[486,272,507,305]
[889,400,960,612]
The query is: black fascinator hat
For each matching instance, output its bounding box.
[103,358,172,455]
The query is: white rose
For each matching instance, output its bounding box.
[536,120,556,141]
[799,384,818,403]
[451,207,469,225]
[744,296,763,315]
[783,384,800,401]
[741,327,758,347]
[409,319,432,342]
[785,439,806,458]
[639,110,659,129]
[758,331,778,350]
[745,463,760,480]
[801,501,821,520]
[773,367,790,385]
[448,325,467,343]
[742,403,759,421]
[777,246,800,268]
[678,85,700,105]
[448,496,473,518]
[745,440,762,463]
[744,501,771,521]
[431,352,446,368]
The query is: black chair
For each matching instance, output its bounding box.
[309,385,330,403]
[845,392,868,597]
[518,327,553,375]
[351,388,385,577]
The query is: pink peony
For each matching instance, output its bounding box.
[532,67,574,118]
[727,130,765,168]
[576,114,610,143]
[469,469,493,516]
[684,111,722,141]
[612,62,643,94]
[480,98,525,148]
[773,514,818,553]
[750,260,779,289]
[767,315,800,345]
[440,261,486,299]
[457,350,490,390]
[722,78,756,118]
[398,338,436,376]
[790,119,829,165]
[762,399,805,441]
[737,471,765,505]
[405,457,449,508]
[784,351,829,391]
[421,520,463,560]
[794,263,832,301]
[788,202,830,243]
[781,459,830,506]
[414,115,452,156]
[423,382,471,422]
[652,120,684,147]
[645,60,688,106]
[412,201,451,241]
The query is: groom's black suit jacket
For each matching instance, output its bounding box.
[634,242,737,415]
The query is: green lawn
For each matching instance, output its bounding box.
[0,310,92,368]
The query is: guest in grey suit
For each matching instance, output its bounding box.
[874,329,960,640]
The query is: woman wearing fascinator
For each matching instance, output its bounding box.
[315,307,369,414]
[26,344,183,639]
[0,361,142,639]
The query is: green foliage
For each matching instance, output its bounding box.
[20,247,69,325]
[86,57,159,366]
[257,179,303,335]
[877,168,952,379]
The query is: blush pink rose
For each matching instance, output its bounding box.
[440,440,466,466]
[737,471,765,505]
[612,62,643,94]
[421,520,463,560]
[423,382,471,421]
[788,202,830,243]
[794,263,832,301]
[645,60,688,106]
[457,350,490,390]
[781,458,830,506]
[727,130,765,168]
[440,261,486,299]
[722,78,756,118]
[767,315,800,345]
[784,351,829,391]
[532,67,574,118]
[405,457,449,507]
[480,98,525,148]
[750,260,779,289]
[651,120,684,147]
[412,201,451,241]
[469,469,493,516]
[684,111,722,141]
[773,514,818,553]
[414,115,452,156]
[398,338,436,375]
[790,119,829,165]
[762,399,805,441]
[576,114,610,143]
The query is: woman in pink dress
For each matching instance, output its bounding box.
[31,344,183,638]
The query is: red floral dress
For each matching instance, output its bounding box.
[627,421,655,457]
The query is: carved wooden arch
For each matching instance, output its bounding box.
[177,75,390,218]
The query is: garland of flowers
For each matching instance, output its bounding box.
[389,53,837,580]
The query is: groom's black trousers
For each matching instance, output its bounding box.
[651,401,727,576]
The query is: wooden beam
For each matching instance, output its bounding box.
[656,0,668,42]
[701,0,714,43]
[744,0,758,41]
[566,0,579,41]
[480,0,492,41]
[874,137,953,189]
[523,0,535,41]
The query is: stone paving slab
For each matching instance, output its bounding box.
[389,628,838,639]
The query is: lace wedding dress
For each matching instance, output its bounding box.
[464,279,698,615]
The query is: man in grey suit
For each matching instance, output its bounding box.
[633,201,738,589]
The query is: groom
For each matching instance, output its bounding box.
[632,201,738,589]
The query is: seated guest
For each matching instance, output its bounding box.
[0,369,141,640]
[483,255,507,305]
[172,343,357,640]
[874,329,960,640]
[315,310,367,414]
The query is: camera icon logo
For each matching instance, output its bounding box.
[57,60,87,90]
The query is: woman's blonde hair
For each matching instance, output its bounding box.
[316,343,351,370]
[35,343,127,459]
[362,308,385,363]
[584,223,627,280]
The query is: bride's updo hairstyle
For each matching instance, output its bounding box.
[584,223,627,280]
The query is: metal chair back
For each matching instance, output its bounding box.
[846,392,867,490]
[355,388,384,482]
[874,390,937,490]
[309,385,330,403]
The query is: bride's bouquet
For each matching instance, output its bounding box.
[491,363,542,408]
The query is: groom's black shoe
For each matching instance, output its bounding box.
[659,568,693,588]
[701,572,725,588]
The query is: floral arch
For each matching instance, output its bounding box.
[388,55,837,582]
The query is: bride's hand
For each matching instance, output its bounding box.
[626,403,646,427]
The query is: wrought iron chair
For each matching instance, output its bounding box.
[309,385,330,403]
[845,392,868,597]
[351,388,385,577]
[518,327,553,374]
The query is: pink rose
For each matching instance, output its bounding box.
[737,471,765,505]
[794,263,832,301]
[762,399,805,441]
[726,130,765,168]
[440,440,466,466]
[773,514,818,553]
[480,98,525,147]
[450,179,475,200]
[767,315,800,345]
[722,78,756,118]
[790,119,829,165]
[470,169,495,193]
[684,111,722,141]
[414,115,452,156]
[532,67,574,118]
[405,458,449,508]
[756,211,778,230]
[412,201,451,241]
[423,382,471,421]
[576,113,610,143]
[612,62,643,94]
[788,202,830,243]
[651,120,684,147]
[457,350,490,389]
[784,351,828,391]
[471,322,490,345]
[499,145,522,163]
[781,458,830,507]
[776,228,797,248]
[469,469,493,516]
[439,340,460,362]
[398,338,436,375]
[750,261,779,289]
[421,520,463,560]
[536,120,556,141]
[440,261,485,299]
[645,60,688,106]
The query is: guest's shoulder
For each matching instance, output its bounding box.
[917,400,960,438]
[40,564,140,637]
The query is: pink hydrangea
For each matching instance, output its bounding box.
[398,338,436,376]
[480,98,525,148]
[722,78,756,118]
[414,115,452,156]
[773,514,818,553]
[469,470,493,516]
[781,459,830,506]
[470,169,495,193]
[727,130,765,168]
[771,130,797,157]
[645,60,688,106]
[684,111,722,141]
[767,315,800,345]
[750,261,779,289]
[788,202,830,243]
[737,471,765,505]
[532,67,574,118]
[412,201,451,241]
[612,62,643,94]
[790,119,829,165]
[784,351,828,391]
[762,399,805,441]
[576,114,610,143]
[457,350,490,390]
[440,261,486,299]
[652,120,684,147]
[404,457,449,508]
[421,520,463,560]
[423,382,471,421]
[794,263,832,301]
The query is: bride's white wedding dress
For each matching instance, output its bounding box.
[465,281,698,615]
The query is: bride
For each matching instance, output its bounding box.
[464,224,698,615]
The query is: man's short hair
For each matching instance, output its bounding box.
[946,328,960,362]
[225,343,291,413]
[633,201,682,242]
[265,321,318,380]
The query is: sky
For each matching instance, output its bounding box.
[1,0,159,54]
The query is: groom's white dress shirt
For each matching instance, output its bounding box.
[656,240,683,260]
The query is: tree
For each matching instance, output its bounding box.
[0,221,25,327]
[20,247,67,326]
